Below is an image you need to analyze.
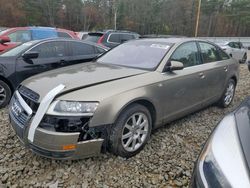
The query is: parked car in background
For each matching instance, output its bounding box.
[0,27,79,52]
[191,97,250,188]
[0,27,8,32]
[76,31,88,40]
[217,41,247,63]
[0,38,108,108]
[9,38,239,159]
[140,34,186,38]
[248,61,250,71]
[83,30,140,48]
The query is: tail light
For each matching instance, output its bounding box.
[97,35,104,44]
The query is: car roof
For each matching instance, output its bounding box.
[22,38,109,50]
[134,37,207,44]
[88,30,139,35]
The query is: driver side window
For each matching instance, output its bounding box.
[171,42,200,67]
[32,41,67,58]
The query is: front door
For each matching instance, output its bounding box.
[160,42,206,122]
[15,41,69,85]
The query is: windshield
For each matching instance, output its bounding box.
[97,41,171,70]
[0,42,34,57]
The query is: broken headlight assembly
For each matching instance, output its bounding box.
[47,100,99,116]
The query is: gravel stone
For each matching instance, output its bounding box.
[0,64,249,187]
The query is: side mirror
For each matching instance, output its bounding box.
[164,61,184,72]
[0,36,11,44]
[22,51,39,59]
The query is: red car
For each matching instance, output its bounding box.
[0,27,79,52]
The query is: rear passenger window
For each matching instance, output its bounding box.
[71,42,95,56]
[108,34,120,43]
[199,42,220,63]
[57,32,72,38]
[32,41,67,58]
[171,42,200,67]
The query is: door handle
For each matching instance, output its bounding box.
[199,72,205,79]
[224,66,228,72]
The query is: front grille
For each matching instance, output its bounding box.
[18,86,39,112]
[19,86,40,102]
[10,95,30,126]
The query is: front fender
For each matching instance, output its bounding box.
[89,88,162,127]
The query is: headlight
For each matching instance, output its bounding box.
[47,100,99,116]
[192,115,250,188]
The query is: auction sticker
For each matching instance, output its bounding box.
[150,44,170,49]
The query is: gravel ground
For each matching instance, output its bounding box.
[0,64,249,188]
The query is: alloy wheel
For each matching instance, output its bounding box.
[0,85,6,105]
[224,82,235,106]
[121,112,149,152]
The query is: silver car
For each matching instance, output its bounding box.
[217,41,247,64]
[191,97,250,187]
[9,38,239,159]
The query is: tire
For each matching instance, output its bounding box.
[0,80,11,108]
[109,104,152,158]
[240,53,247,64]
[217,79,236,108]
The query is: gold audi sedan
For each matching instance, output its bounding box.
[9,38,239,159]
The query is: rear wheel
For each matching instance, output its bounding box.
[109,104,152,158]
[0,80,11,108]
[217,79,236,108]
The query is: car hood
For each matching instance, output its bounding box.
[234,97,250,174]
[21,62,148,102]
[0,56,16,62]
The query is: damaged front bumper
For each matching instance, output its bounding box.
[9,88,105,160]
[10,112,104,159]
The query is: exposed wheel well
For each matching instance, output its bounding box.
[230,76,237,85]
[123,100,157,128]
[0,76,14,93]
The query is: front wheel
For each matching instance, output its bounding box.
[217,79,236,108]
[0,80,11,108]
[109,104,152,158]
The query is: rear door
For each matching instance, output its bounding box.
[198,42,229,104]
[67,41,99,65]
[15,41,69,84]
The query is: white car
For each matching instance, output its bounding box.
[217,41,247,64]
[76,31,88,40]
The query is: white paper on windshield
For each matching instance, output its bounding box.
[150,44,170,50]
[23,42,33,46]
